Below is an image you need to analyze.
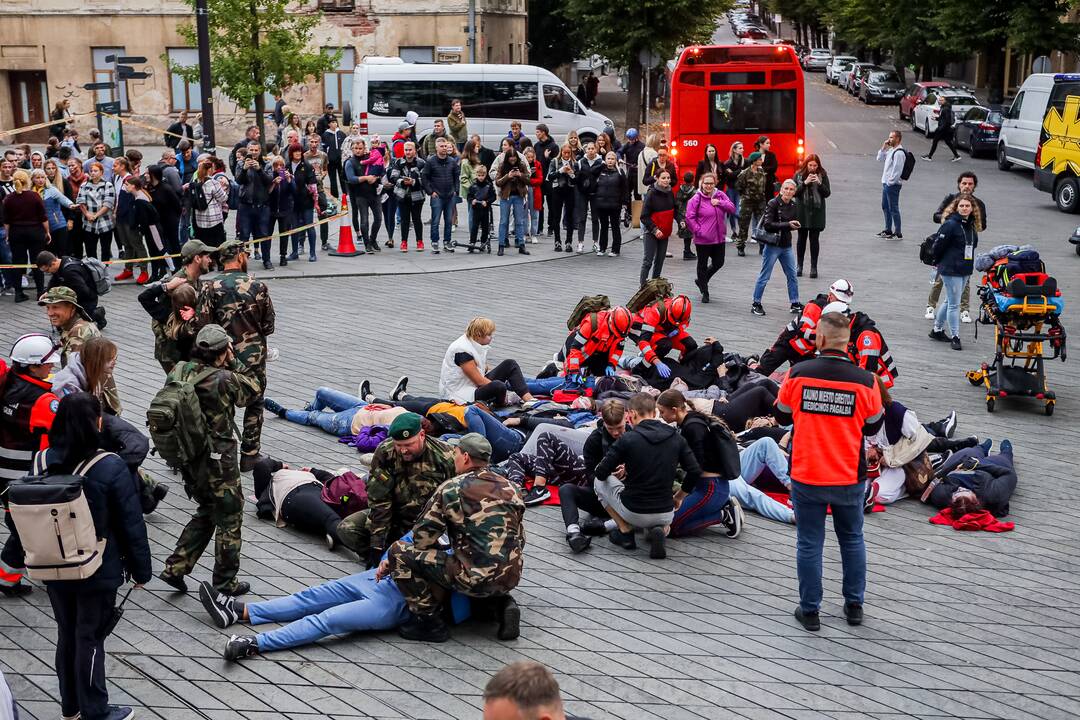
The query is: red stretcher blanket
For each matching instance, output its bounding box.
[930,508,1014,532]
[764,491,885,514]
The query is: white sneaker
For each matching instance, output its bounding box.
[924,305,935,320]
[20,276,29,288]
[531,236,539,244]
[960,310,972,324]
[266,347,280,362]
[595,248,603,256]
[575,241,583,254]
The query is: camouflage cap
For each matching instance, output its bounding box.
[388,412,423,441]
[217,239,248,259]
[181,238,213,261]
[195,323,231,352]
[447,433,492,462]
[37,286,82,308]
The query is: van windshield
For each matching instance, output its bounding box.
[367,80,539,120]
[1048,81,1080,117]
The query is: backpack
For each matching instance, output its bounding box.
[567,294,610,330]
[919,234,939,266]
[899,149,916,181]
[80,256,112,295]
[188,180,209,211]
[626,277,674,313]
[146,366,217,469]
[320,470,369,518]
[704,416,742,480]
[7,451,111,581]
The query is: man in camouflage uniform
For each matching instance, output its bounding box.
[381,433,526,643]
[147,239,213,373]
[338,413,456,568]
[160,324,261,596]
[735,151,769,256]
[202,239,275,472]
[38,287,121,412]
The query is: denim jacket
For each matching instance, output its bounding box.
[42,186,74,231]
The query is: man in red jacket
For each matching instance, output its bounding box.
[775,312,884,632]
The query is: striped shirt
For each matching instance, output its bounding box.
[194,178,229,229]
[75,179,115,233]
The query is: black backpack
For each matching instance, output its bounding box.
[188,180,209,211]
[900,149,916,181]
[705,416,742,481]
[919,233,939,266]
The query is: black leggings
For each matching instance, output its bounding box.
[558,484,607,528]
[597,208,621,253]
[548,191,575,244]
[796,228,820,269]
[469,205,491,246]
[475,359,530,405]
[695,243,725,289]
[350,191,381,246]
[253,460,342,544]
[398,198,424,244]
[713,384,779,431]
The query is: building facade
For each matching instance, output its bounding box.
[0,0,528,145]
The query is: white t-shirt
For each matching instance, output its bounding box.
[440,333,490,403]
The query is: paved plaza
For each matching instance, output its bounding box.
[2,74,1080,719]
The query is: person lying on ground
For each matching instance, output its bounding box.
[441,317,535,406]
[921,439,1016,518]
[252,457,360,550]
[593,393,701,559]
[264,386,408,437]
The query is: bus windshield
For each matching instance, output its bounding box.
[710,90,796,133]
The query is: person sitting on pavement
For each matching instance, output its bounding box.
[382,433,525,643]
[754,279,855,377]
[593,393,701,559]
[336,413,457,569]
[628,295,697,384]
[505,428,590,507]
[440,317,535,406]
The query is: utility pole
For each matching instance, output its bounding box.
[195,0,216,151]
[468,0,477,63]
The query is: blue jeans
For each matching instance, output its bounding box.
[670,477,731,537]
[791,480,866,613]
[881,183,902,234]
[283,387,363,436]
[498,195,526,248]
[740,437,791,489]
[249,568,409,652]
[526,194,540,235]
[290,207,316,257]
[729,477,795,524]
[934,273,967,338]
[462,406,525,463]
[237,204,270,245]
[429,193,455,249]
[753,244,800,304]
[725,187,740,232]
[524,376,579,395]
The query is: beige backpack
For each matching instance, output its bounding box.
[7,451,109,581]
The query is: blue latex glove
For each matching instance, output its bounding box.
[668,329,680,337]
[567,373,582,385]
[605,366,617,376]
[655,361,672,379]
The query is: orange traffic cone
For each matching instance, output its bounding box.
[329,223,363,257]
[340,192,348,212]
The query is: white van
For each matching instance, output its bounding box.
[997,73,1080,171]
[349,58,613,148]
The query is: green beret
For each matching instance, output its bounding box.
[748,151,763,164]
[388,412,423,441]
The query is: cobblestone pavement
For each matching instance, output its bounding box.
[3,72,1080,719]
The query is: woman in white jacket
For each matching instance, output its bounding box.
[439,317,535,406]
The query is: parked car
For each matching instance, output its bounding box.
[859,69,905,104]
[851,65,884,98]
[1000,73,1080,171]
[844,63,877,95]
[954,105,1004,157]
[912,89,980,135]
[825,55,858,84]
[802,49,832,72]
[899,81,952,121]
[737,26,769,39]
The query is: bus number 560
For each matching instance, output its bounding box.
[682,139,699,147]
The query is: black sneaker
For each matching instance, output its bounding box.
[794,607,821,631]
[928,329,949,342]
[199,581,241,629]
[101,706,135,720]
[223,635,259,662]
[875,230,894,238]
[721,497,744,538]
[580,518,609,536]
[950,336,962,351]
[518,247,530,255]
[390,375,409,402]
[0,581,32,597]
[608,528,636,550]
[158,571,188,593]
[751,302,766,316]
[646,527,667,559]
[358,380,372,403]
[941,410,958,438]
[521,485,551,506]
[262,260,273,270]
[844,602,864,626]
[566,531,592,553]
[790,302,804,314]
[495,595,520,640]
[217,580,251,597]
[398,613,450,643]
[263,398,286,418]
[737,247,746,256]
[895,233,903,240]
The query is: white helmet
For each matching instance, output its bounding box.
[821,301,851,317]
[829,278,854,304]
[9,333,62,366]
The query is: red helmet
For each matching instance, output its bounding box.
[607,306,633,336]
[667,295,692,324]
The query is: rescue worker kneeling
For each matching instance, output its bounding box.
[542,306,633,381]
[629,295,696,381]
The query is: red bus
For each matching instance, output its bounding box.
[668,44,806,184]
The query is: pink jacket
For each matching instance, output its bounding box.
[685,188,735,245]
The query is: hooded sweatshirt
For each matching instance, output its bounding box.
[594,418,701,514]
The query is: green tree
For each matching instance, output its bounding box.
[166,0,340,144]
[529,0,584,70]
[562,0,731,125]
